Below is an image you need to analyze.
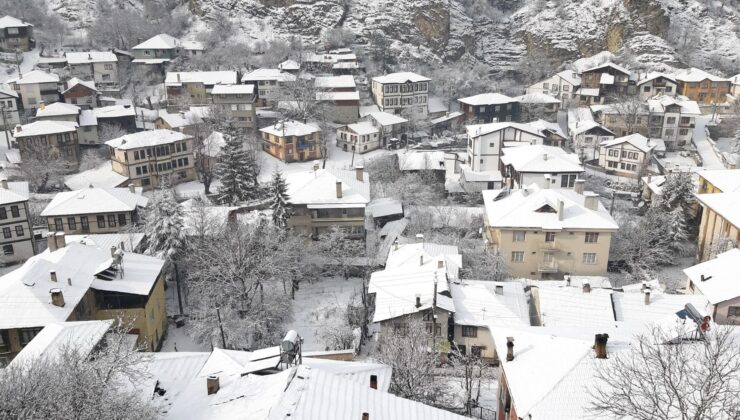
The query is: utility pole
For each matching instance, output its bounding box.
[216,307,227,349]
[174,261,184,315]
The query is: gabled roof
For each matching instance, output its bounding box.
[66,233,146,253]
[65,51,117,64]
[465,121,545,139]
[369,265,455,322]
[345,121,378,136]
[13,70,59,85]
[501,145,583,174]
[647,95,700,115]
[278,59,300,71]
[165,71,237,86]
[528,119,568,139]
[554,70,581,86]
[41,187,148,217]
[458,92,516,106]
[600,133,656,153]
[385,242,462,279]
[450,280,530,327]
[64,161,128,190]
[180,40,204,51]
[697,169,740,192]
[367,111,407,126]
[569,120,614,137]
[132,33,180,50]
[636,72,677,86]
[674,67,729,83]
[372,71,430,84]
[684,249,740,304]
[241,68,296,82]
[106,129,191,150]
[0,15,33,29]
[582,62,630,76]
[211,84,254,95]
[13,120,77,138]
[285,168,370,207]
[0,181,29,205]
[157,109,203,128]
[482,184,619,231]
[93,104,136,119]
[696,191,740,228]
[35,102,80,118]
[315,91,360,101]
[0,85,18,98]
[259,120,321,137]
[513,93,560,104]
[62,77,98,94]
[314,75,356,89]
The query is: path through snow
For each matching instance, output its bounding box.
[692,116,724,170]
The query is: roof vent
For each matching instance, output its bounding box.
[206,375,219,395]
[50,288,65,307]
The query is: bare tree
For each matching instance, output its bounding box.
[315,226,365,280]
[449,344,495,415]
[590,325,740,420]
[78,148,107,172]
[17,143,70,193]
[606,94,647,136]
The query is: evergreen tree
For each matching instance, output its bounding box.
[216,125,259,205]
[143,189,185,262]
[653,171,694,250]
[270,169,290,229]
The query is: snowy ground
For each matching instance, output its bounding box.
[0,48,41,83]
[284,275,364,352]
[692,116,725,170]
[161,278,210,352]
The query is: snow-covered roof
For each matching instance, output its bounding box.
[430,111,463,125]
[13,70,59,85]
[465,121,545,139]
[369,265,455,322]
[314,75,356,89]
[241,68,296,82]
[554,70,581,86]
[528,119,568,139]
[63,77,98,94]
[461,165,503,182]
[278,59,300,71]
[397,150,445,171]
[372,71,430,84]
[367,197,402,218]
[684,249,740,304]
[66,233,146,253]
[181,40,204,51]
[501,145,583,174]
[385,242,462,279]
[41,187,148,217]
[458,92,516,106]
[482,184,619,231]
[165,71,237,86]
[599,73,615,85]
[211,84,255,95]
[285,168,370,207]
[132,33,180,50]
[79,109,97,127]
[698,169,740,192]
[647,95,701,115]
[575,87,600,97]
[35,102,80,118]
[513,93,560,104]
[157,109,203,128]
[636,72,677,86]
[450,280,530,327]
[259,120,321,138]
[367,111,407,127]
[0,181,29,205]
[64,161,129,190]
[13,120,77,138]
[0,15,32,28]
[427,96,448,114]
[344,121,378,136]
[90,250,165,296]
[359,104,380,117]
[641,174,667,196]
[582,62,630,76]
[600,133,656,153]
[8,320,112,369]
[316,91,360,101]
[569,120,613,136]
[106,129,191,150]
[0,85,18,98]
[131,58,171,64]
[65,51,117,64]
[674,67,729,83]
[93,104,136,119]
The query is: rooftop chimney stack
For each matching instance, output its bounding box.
[543,174,551,189]
[369,375,377,390]
[416,234,424,243]
[506,337,515,361]
[47,232,58,252]
[594,333,609,359]
[437,260,444,269]
[0,178,7,189]
[128,183,135,193]
[176,73,181,83]
[644,286,651,305]
[362,413,369,420]
[55,232,65,249]
[582,280,591,293]
[393,240,398,251]
[574,179,585,195]
[335,181,342,198]
[543,153,548,161]
[15,124,21,133]
[50,289,65,307]
[313,161,320,172]
[206,375,220,395]
[50,270,57,283]
[67,278,72,286]
[355,165,364,182]
[419,255,424,266]
[415,294,421,308]
[557,199,565,221]
[584,192,599,211]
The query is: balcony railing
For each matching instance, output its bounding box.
[539,242,560,251]
[538,260,559,272]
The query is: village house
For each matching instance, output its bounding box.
[466,121,546,173]
[65,51,119,94]
[10,70,60,110]
[568,118,615,161]
[371,72,430,116]
[180,39,204,57]
[597,133,657,177]
[482,182,619,279]
[93,104,137,133]
[0,86,21,128]
[105,129,196,190]
[62,78,99,109]
[336,121,379,154]
[500,145,584,190]
[458,93,520,124]
[154,108,205,136]
[636,73,678,100]
[695,191,740,262]
[0,180,34,265]
[34,102,99,146]
[731,73,740,97]
[131,33,181,68]
[13,120,80,166]
[241,68,296,106]
[685,248,740,325]
[303,50,359,74]
[513,93,560,121]
[284,166,370,238]
[0,237,166,364]
[526,70,581,102]
[578,62,633,102]
[40,186,148,235]
[259,120,322,163]
[674,67,732,104]
[211,84,257,130]
[0,15,34,52]
[164,71,238,110]
[527,119,568,147]
[697,169,740,194]
[365,111,408,148]
[314,75,360,124]
[277,59,300,74]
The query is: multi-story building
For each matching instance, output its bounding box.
[674,67,732,104]
[105,129,196,190]
[0,237,166,364]
[13,120,80,166]
[154,109,204,136]
[10,70,60,110]
[336,121,379,154]
[636,73,678,100]
[40,186,148,235]
[0,179,34,264]
[34,102,100,146]
[164,71,238,109]
[371,72,430,116]
[567,107,616,161]
[482,182,619,279]
[695,191,740,262]
[61,78,99,109]
[458,93,520,124]
[65,51,119,94]
[526,70,581,102]
[241,68,296,106]
[211,84,257,130]
[466,122,546,173]
[597,133,657,177]
[365,111,407,147]
[0,86,20,128]
[259,120,322,163]
[0,15,34,52]
[314,75,360,124]
[131,33,181,66]
[512,93,560,121]
[284,166,369,238]
[500,145,584,190]
[685,248,740,325]
[578,62,633,100]
[697,169,740,195]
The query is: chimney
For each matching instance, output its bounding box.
[128,183,135,193]
[111,246,117,257]
[14,124,21,133]
[0,178,7,189]
[50,270,57,282]
[543,153,548,161]
[506,337,515,361]
[362,414,369,420]
[543,174,551,189]
[557,199,565,221]
[54,232,65,249]
[416,234,424,243]
[87,53,92,60]
[39,101,45,111]
[415,294,421,308]
[574,179,585,195]
[437,260,444,269]
[594,333,609,359]
[355,165,364,182]
[176,73,181,83]
[206,375,220,395]
[335,181,342,198]
[419,255,424,266]
[393,240,399,251]
[584,192,599,211]
[47,232,58,252]
[495,285,504,295]
[67,278,72,286]
[50,289,65,307]
[370,375,378,390]
[582,279,591,293]
[644,286,651,305]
